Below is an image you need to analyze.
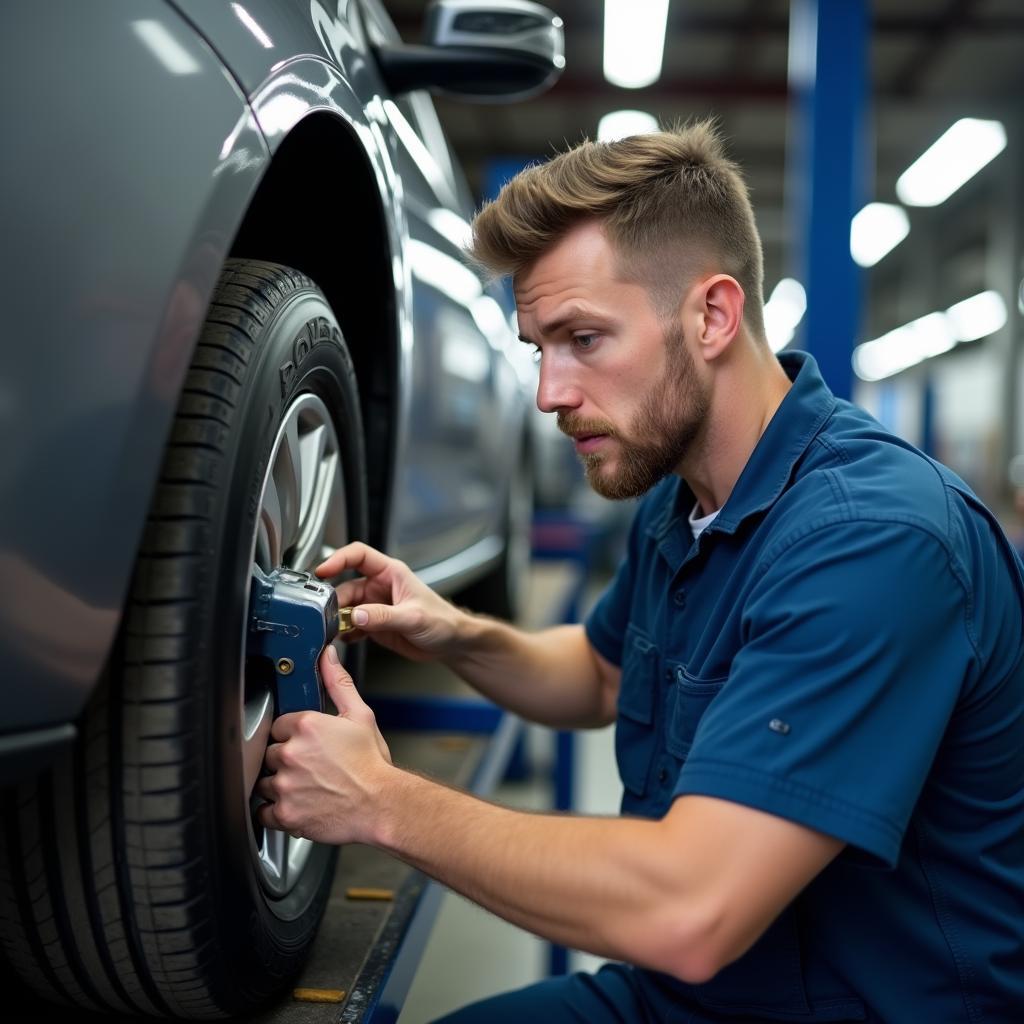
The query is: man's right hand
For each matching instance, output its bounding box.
[315,542,467,663]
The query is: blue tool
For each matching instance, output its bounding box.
[248,566,341,715]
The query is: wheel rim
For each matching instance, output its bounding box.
[242,392,348,898]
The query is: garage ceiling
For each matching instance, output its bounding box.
[385,0,1024,339]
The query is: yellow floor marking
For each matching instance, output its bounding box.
[345,886,395,901]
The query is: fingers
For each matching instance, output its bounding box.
[262,742,284,773]
[319,645,376,726]
[253,792,288,834]
[333,578,368,609]
[344,602,420,637]
[316,541,392,581]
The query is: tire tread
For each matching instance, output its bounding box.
[0,259,352,1019]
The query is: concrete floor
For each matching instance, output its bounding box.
[396,722,623,1024]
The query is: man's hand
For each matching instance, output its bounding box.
[317,544,615,731]
[316,542,466,662]
[254,645,394,846]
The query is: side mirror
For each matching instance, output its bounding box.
[376,0,565,102]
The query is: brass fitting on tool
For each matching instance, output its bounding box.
[338,607,357,632]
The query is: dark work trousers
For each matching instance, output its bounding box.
[429,963,698,1024]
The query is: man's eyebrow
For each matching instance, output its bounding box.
[517,305,614,344]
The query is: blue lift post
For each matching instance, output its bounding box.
[787,0,868,400]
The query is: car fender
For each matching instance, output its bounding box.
[0,3,266,738]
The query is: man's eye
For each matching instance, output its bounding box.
[574,334,599,350]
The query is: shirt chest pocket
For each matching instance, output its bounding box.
[665,664,726,760]
[615,625,659,800]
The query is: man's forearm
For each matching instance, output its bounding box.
[371,766,698,976]
[443,619,613,728]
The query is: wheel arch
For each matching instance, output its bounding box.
[229,112,399,551]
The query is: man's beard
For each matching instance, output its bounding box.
[558,323,709,500]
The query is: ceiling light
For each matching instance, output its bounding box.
[895,119,1006,207]
[853,313,956,381]
[597,110,659,142]
[763,278,807,353]
[603,0,669,89]
[853,290,1007,382]
[850,203,910,267]
[945,290,1007,342]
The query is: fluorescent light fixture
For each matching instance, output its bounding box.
[850,203,910,267]
[603,0,669,89]
[598,110,659,142]
[231,4,273,48]
[851,288,1003,385]
[854,290,1008,381]
[945,290,1006,342]
[896,119,1006,207]
[132,20,202,75]
[763,278,807,353]
[853,313,956,382]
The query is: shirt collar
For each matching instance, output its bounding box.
[647,351,836,551]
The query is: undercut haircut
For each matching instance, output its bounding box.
[468,119,767,340]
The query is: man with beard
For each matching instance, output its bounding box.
[256,123,1024,1022]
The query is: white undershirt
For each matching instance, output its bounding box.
[688,501,720,540]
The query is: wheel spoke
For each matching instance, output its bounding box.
[259,826,288,885]
[242,688,274,799]
[291,447,342,572]
[259,477,284,570]
[273,416,302,559]
[298,423,328,526]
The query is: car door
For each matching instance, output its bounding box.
[358,0,515,573]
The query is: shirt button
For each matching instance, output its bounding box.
[673,590,686,607]
[664,668,672,681]
[658,767,669,784]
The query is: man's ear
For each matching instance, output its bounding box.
[695,275,745,361]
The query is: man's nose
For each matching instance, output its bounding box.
[536,355,582,414]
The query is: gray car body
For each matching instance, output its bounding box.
[0,0,532,766]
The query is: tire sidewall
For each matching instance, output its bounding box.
[201,284,366,986]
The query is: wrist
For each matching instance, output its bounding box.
[440,604,483,663]
[367,764,420,852]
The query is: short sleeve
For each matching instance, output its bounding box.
[674,520,974,867]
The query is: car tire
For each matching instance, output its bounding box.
[458,445,533,622]
[0,260,367,1018]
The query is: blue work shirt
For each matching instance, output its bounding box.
[586,351,1024,1022]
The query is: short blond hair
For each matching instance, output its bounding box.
[469,119,766,338]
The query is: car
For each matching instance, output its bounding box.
[0,1,563,1017]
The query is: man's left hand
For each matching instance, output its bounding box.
[254,645,393,845]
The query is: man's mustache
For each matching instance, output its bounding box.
[557,413,618,440]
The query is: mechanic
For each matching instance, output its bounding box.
[255,121,1024,1022]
